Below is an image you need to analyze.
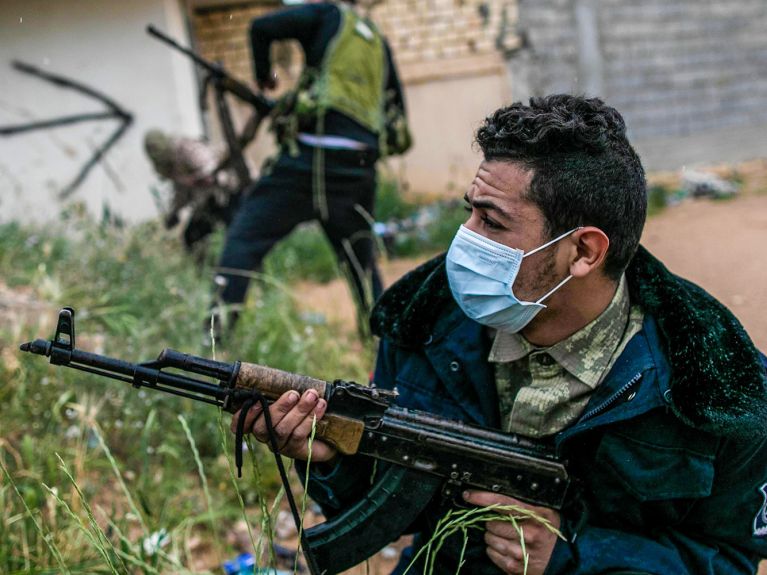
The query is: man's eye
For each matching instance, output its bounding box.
[481,215,503,230]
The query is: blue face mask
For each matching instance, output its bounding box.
[446,225,579,333]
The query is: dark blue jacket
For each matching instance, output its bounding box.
[306,247,767,574]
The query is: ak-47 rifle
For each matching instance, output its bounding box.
[21,308,569,575]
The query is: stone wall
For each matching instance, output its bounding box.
[510,0,767,169]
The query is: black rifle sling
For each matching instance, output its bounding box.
[305,465,442,574]
[236,392,323,575]
[236,396,440,574]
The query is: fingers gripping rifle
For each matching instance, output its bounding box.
[21,308,570,574]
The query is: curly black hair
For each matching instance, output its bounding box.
[476,94,647,280]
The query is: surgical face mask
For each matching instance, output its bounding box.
[446,225,579,333]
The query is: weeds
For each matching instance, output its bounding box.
[1,185,498,573]
[0,211,372,572]
[403,504,563,575]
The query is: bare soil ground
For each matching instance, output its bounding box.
[640,193,767,350]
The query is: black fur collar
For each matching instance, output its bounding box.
[370,246,767,437]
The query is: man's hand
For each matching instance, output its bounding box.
[463,490,561,575]
[256,73,278,91]
[230,389,337,462]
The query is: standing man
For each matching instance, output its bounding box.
[212,0,409,339]
[234,95,767,573]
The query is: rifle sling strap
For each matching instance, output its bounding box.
[235,392,322,575]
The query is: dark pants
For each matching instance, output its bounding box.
[215,143,383,326]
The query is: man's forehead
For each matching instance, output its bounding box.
[478,160,532,189]
[464,160,544,229]
[467,160,533,212]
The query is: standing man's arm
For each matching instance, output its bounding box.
[383,41,406,115]
[249,4,332,90]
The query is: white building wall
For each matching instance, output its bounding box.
[0,0,202,223]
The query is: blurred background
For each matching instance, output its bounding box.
[1,1,766,574]
[2,0,767,221]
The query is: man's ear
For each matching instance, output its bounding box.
[569,227,610,278]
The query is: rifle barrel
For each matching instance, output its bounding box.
[20,338,231,405]
[147,25,213,72]
[146,24,274,115]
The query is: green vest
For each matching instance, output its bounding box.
[298,3,386,135]
[271,3,410,157]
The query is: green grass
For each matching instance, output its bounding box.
[0,207,374,573]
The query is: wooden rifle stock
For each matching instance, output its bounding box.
[234,362,366,455]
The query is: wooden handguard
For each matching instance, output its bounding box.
[234,362,365,455]
[237,362,328,399]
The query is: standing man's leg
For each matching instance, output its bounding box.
[211,155,313,335]
[319,148,382,336]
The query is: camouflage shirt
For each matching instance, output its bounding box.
[489,275,644,438]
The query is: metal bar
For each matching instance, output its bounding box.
[0,112,117,136]
[58,116,132,199]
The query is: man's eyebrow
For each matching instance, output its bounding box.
[463,192,515,221]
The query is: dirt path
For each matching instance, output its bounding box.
[641,194,767,350]
[297,192,767,350]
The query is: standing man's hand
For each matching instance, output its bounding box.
[257,73,278,92]
[463,490,561,575]
[231,389,337,462]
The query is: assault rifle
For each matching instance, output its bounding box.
[21,308,569,574]
[147,24,273,116]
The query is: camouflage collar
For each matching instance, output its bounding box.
[488,275,632,388]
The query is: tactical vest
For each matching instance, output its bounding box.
[271,3,411,158]
[298,3,386,136]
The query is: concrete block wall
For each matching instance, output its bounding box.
[511,0,767,168]
[599,0,767,140]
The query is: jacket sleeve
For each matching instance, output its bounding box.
[383,40,407,116]
[249,4,327,85]
[546,434,767,575]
